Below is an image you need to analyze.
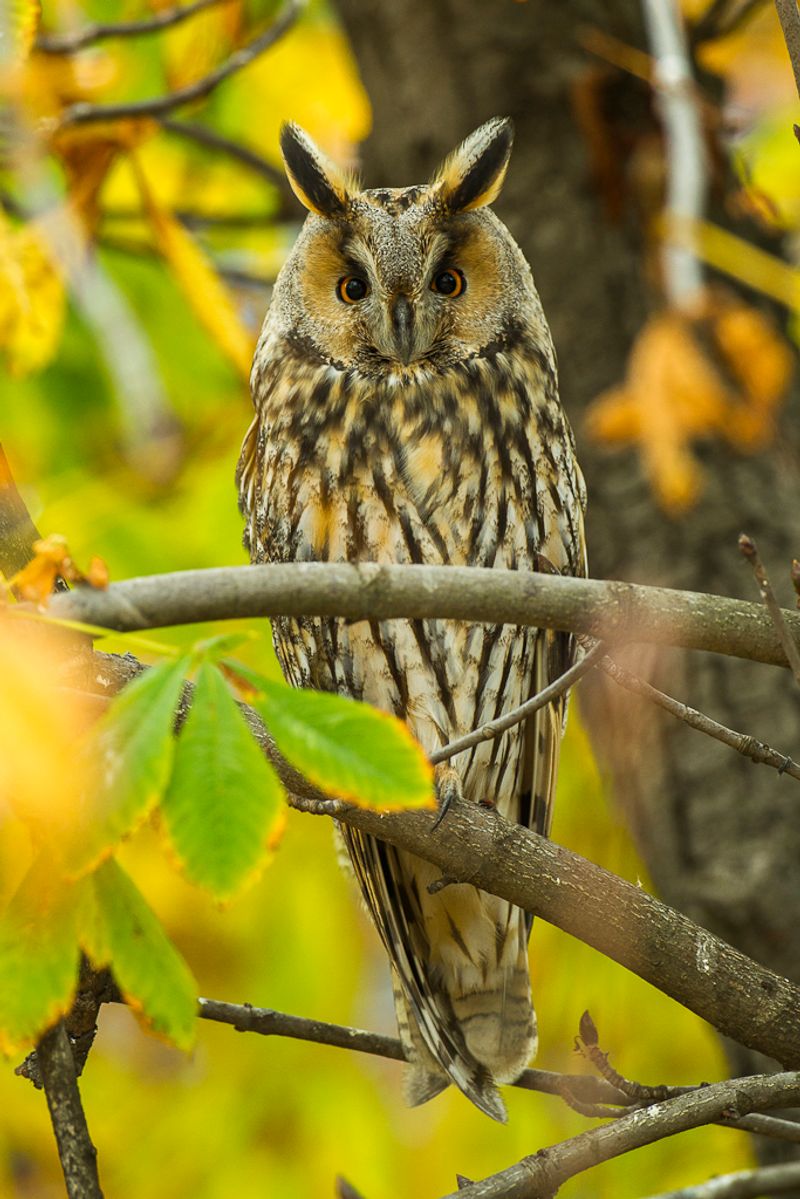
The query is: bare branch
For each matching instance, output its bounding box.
[641,1161,800,1198]
[775,0,800,100]
[45,561,800,670]
[36,0,232,54]
[599,653,800,782]
[446,1073,800,1199]
[37,1022,103,1199]
[430,641,608,766]
[739,533,800,687]
[195,996,629,1106]
[59,0,303,127]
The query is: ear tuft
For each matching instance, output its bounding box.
[279,122,354,218]
[431,117,514,213]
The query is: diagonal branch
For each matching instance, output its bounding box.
[431,640,608,765]
[59,0,303,127]
[63,645,800,1075]
[599,653,800,782]
[45,561,800,669]
[37,1022,103,1199]
[36,0,233,55]
[445,1073,800,1199]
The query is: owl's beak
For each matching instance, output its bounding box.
[390,294,415,365]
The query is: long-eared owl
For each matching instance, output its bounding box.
[238,118,586,1123]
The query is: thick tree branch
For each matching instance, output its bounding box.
[59,644,800,1072]
[46,562,800,669]
[59,0,303,127]
[37,1022,103,1199]
[446,1073,800,1199]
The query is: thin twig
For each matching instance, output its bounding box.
[36,0,232,54]
[775,0,800,100]
[640,1160,800,1198]
[599,653,800,782]
[159,119,291,191]
[643,0,707,308]
[739,533,800,687]
[430,641,608,765]
[37,1022,103,1199]
[195,997,626,1105]
[60,0,303,127]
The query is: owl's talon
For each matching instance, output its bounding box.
[432,764,462,830]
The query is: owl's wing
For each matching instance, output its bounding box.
[338,822,508,1121]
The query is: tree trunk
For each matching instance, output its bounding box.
[333,0,800,1170]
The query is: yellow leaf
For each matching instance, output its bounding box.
[133,158,254,379]
[0,213,65,377]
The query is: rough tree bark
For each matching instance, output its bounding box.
[332,0,800,1170]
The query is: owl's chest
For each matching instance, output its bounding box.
[257,384,548,571]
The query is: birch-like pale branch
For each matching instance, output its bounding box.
[46,561,800,669]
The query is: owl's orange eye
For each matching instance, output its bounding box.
[431,269,465,297]
[338,276,369,303]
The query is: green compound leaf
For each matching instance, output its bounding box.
[161,661,285,901]
[235,665,434,811]
[0,854,83,1053]
[66,656,191,876]
[85,858,197,1051]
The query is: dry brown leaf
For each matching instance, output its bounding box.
[10,535,110,602]
[585,292,793,513]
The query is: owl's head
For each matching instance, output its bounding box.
[261,118,550,380]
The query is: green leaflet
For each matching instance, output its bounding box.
[235,665,434,811]
[161,661,285,901]
[0,853,83,1053]
[85,858,197,1051]
[66,655,191,876]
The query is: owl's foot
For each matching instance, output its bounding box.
[431,763,463,830]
